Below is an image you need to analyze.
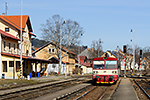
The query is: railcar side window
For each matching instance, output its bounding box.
[106,61,117,69]
[93,61,104,69]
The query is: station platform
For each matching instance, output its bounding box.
[0,76,72,96]
[113,78,139,100]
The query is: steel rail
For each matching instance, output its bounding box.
[134,79,150,99]
[142,79,150,85]
[98,87,109,100]
[0,78,84,99]
[74,86,96,100]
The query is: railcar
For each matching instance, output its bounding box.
[92,57,119,84]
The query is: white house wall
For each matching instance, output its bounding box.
[47,64,66,74]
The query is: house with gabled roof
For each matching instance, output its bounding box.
[32,41,76,75]
[75,48,95,74]
[0,14,49,79]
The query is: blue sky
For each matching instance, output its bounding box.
[0,0,150,51]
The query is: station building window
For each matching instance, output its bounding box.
[9,43,11,51]
[3,41,6,51]
[16,61,20,72]
[2,61,7,72]
[9,61,14,72]
[14,44,16,52]
[49,48,55,53]
[5,28,9,32]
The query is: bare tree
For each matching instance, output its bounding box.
[91,38,103,57]
[143,46,150,59]
[40,14,84,74]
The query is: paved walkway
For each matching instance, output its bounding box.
[113,78,138,100]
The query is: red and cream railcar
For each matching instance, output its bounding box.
[92,57,119,84]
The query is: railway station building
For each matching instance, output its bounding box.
[0,14,50,79]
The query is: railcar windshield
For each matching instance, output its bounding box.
[106,60,117,69]
[93,61,104,69]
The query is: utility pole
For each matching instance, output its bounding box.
[5,2,8,15]
[20,0,23,79]
[59,19,65,74]
[131,29,135,76]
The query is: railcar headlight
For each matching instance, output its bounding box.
[112,71,114,73]
[93,71,95,73]
[96,71,98,73]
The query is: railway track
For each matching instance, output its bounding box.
[55,80,120,100]
[74,86,109,100]
[134,79,150,99]
[54,85,110,100]
[0,78,90,100]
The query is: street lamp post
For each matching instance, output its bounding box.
[59,19,65,75]
[131,29,135,76]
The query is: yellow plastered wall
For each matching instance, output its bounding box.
[22,25,32,57]
[2,55,20,79]
[2,38,19,55]
[34,43,76,74]
[0,21,19,37]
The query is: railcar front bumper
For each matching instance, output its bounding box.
[93,75,118,84]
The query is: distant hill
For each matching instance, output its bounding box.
[31,38,88,54]
[31,38,49,48]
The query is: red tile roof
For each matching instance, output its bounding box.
[35,47,40,51]
[80,62,91,67]
[0,29,20,41]
[3,15,29,29]
[29,32,36,36]
[1,52,50,62]
[0,15,35,36]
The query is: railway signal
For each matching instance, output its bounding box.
[123,45,127,78]
[140,49,142,77]
[123,45,126,53]
[140,50,142,58]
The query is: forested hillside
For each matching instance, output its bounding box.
[31,38,49,48]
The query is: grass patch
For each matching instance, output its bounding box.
[0,79,41,89]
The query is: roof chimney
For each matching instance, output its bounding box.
[2,13,5,16]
